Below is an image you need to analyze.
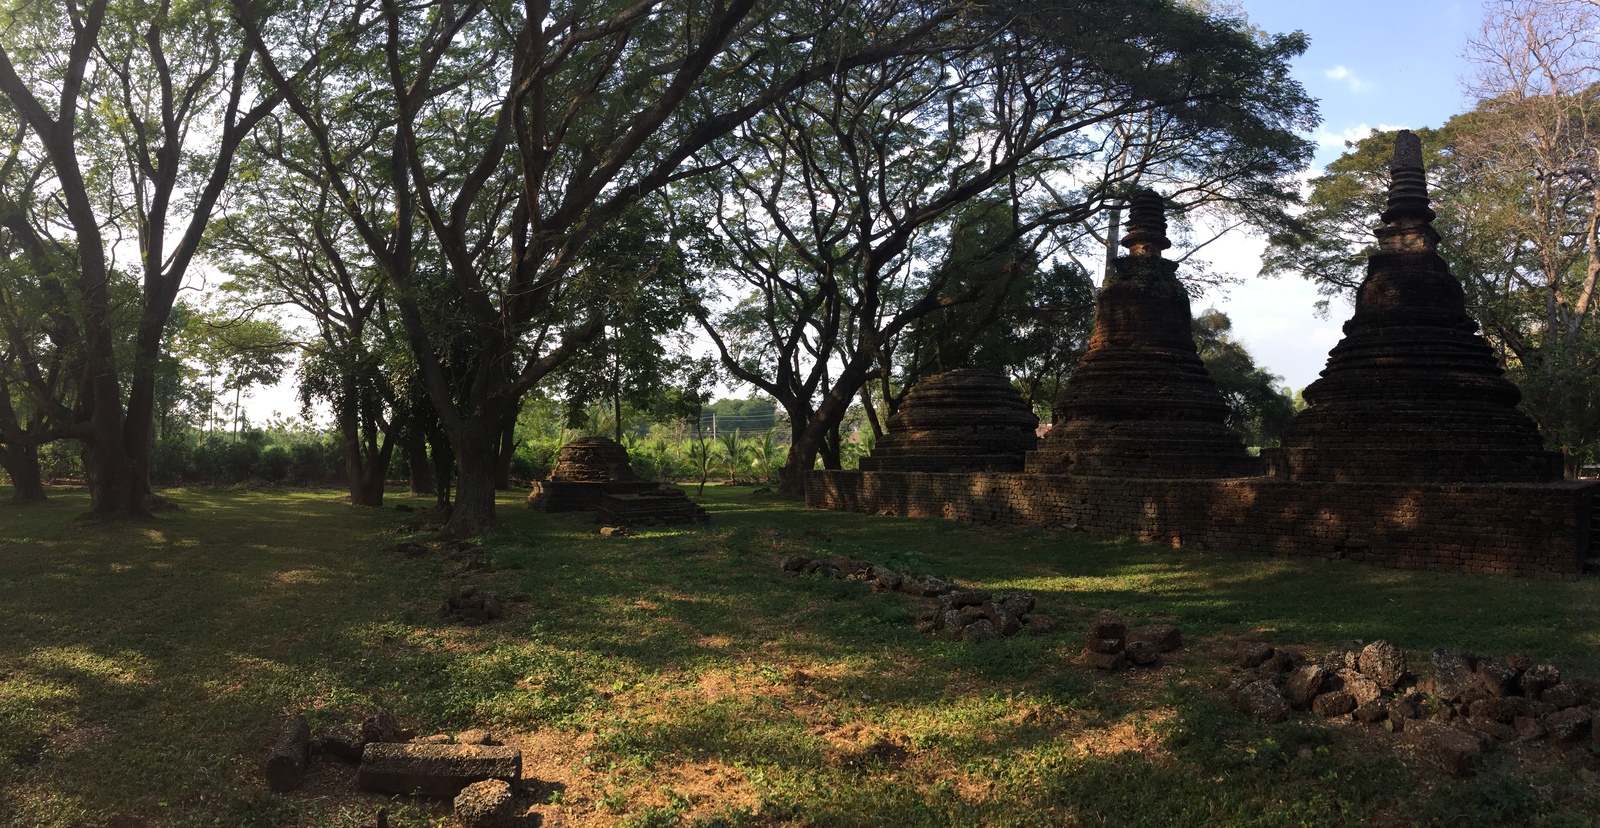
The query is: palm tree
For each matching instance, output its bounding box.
[718,429,748,484]
[752,428,781,484]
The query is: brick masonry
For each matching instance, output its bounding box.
[806,470,1597,579]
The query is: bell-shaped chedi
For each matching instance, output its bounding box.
[547,436,641,483]
[526,436,657,511]
[1270,131,1561,483]
[857,369,1039,472]
[527,436,710,525]
[1025,190,1257,478]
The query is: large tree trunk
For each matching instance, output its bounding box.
[492,405,518,490]
[81,428,147,515]
[77,369,154,517]
[0,377,48,503]
[774,376,862,497]
[429,428,454,510]
[446,416,501,537]
[0,443,46,503]
[345,438,388,507]
[122,371,160,508]
[404,428,435,496]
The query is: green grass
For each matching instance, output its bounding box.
[1,484,1599,826]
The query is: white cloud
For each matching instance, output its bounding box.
[1312,122,1411,153]
[1324,64,1374,93]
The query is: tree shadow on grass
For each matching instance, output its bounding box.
[5,485,1600,826]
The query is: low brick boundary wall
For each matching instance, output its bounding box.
[806,471,1597,579]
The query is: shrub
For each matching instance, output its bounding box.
[255,445,292,482]
[38,439,83,481]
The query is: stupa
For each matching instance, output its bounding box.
[806,136,1593,578]
[525,437,664,512]
[1026,189,1257,478]
[857,369,1039,473]
[1268,131,1562,483]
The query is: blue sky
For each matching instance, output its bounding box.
[1244,0,1478,163]
[1202,0,1487,391]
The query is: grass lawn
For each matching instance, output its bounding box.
[2,483,1599,827]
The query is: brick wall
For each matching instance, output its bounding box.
[806,470,1597,579]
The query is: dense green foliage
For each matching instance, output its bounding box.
[1192,310,1299,448]
[679,0,1315,489]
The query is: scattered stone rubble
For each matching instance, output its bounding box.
[266,710,526,824]
[780,553,956,596]
[454,779,517,828]
[358,742,521,798]
[393,538,491,575]
[917,589,1056,642]
[263,714,311,792]
[439,585,528,625]
[1079,611,1184,670]
[1228,639,1599,776]
[778,554,1054,640]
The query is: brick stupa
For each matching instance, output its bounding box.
[527,436,706,525]
[857,369,1039,473]
[1026,189,1257,478]
[526,437,657,511]
[1268,131,1561,483]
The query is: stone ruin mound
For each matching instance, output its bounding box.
[858,369,1039,473]
[1229,637,1598,778]
[1026,189,1258,479]
[526,437,658,512]
[1079,610,1184,670]
[548,436,642,482]
[526,436,708,525]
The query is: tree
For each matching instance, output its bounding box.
[690,0,1315,494]
[1191,309,1296,447]
[237,0,975,536]
[0,0,316,515]
[212,142,409,506]
[718,429,749,484]
[203,314,294,440]
[553,204,704,451]
[0,371,50,502]
[887,199,1097,420]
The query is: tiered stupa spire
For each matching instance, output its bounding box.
[1026,189,1256,477]
[1269,131,1559,482]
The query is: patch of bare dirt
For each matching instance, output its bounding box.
[507,729,760,826]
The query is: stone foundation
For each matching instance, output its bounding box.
[807,470,1595,579]
[526,479,658,512]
